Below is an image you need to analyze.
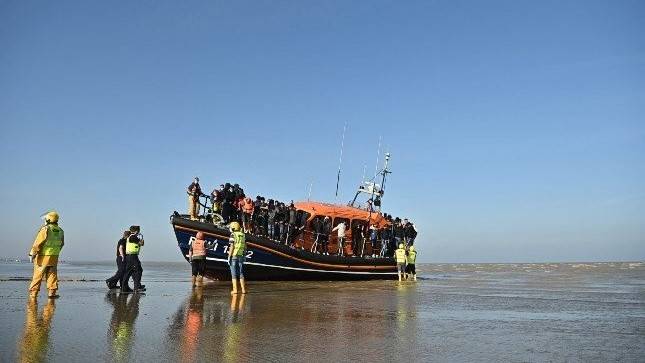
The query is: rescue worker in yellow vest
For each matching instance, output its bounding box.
[227,222,247,295]
[189,232,207,287]
[120,226,145,293]
[405,246,417,281]
[28,211,64,299]
[395,243,407,282]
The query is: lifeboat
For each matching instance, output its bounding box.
[170,153,405,281]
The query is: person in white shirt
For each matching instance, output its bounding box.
[331,221,347,256]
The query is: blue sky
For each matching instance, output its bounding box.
[1,1,643,262]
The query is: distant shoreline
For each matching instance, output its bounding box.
[1,258,643,265]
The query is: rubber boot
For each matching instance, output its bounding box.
[398,273,402,282]
[413,274,417,281]
[240,278,246,294]
[191,276,196,288]
[231,279,238,295]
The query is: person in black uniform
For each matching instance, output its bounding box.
[121,226,145,293]
[321,216,331,255]
[106,230,129,289]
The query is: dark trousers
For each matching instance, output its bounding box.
[321,235,329,254]
[106,256,125,288]
[121,255,143,290]
[222,203,233,223]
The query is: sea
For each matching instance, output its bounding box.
[0,261,643,362]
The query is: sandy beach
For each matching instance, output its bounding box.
[1,261,643,362]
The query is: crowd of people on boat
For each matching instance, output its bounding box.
[187,177,418,258]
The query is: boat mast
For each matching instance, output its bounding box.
[349,152,391,211]
[335,122,347,200]
[377,152,391,212]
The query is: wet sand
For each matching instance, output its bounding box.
[1,262,643,362]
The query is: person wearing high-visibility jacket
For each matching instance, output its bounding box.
[394,243,407,282]
[189,232,207,287]
[120,226,145,293]
[28,211,64,299]
[405,246,418,281]
[227,222,247,295]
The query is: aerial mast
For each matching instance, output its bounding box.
[377,152,391,212]
[335,122,347,201]
[349,152,392,211]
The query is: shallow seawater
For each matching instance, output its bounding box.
[0,262,643,362]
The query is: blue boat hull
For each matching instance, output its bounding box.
[171,216,398,281]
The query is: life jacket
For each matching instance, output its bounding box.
[231,231,246,257]
[395,248,406,263]
[192,238,206,257]
[242,198,254,214]
[41,224,64,256]
[407,251,417,264]
[125,235,140,255]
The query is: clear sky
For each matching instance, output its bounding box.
[1,1,643,262]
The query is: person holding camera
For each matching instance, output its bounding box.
[121,226,146,293]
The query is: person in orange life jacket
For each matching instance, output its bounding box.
[187,177,202,220]
[121,226,145,293]
[241,197,254,233]
[106,230,130,289]
[28,211,64,299]
[189,232,208,287]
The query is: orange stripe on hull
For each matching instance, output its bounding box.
[174,225,394,271]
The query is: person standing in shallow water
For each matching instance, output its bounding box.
[189,232,207,287]
[121,226,145,293]
[227,222,247,295]
[395,243,407,282]
[106,230,129,289]
[405,246,417,281]
[28,211,64,299]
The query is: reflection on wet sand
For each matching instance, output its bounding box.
[167,287,248,363]
[106,293,142,363]
[163,281,421,362]
[3,263,642,362]
[17,298,56,363]
[180,289,203,363]
[223,293,245,363]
